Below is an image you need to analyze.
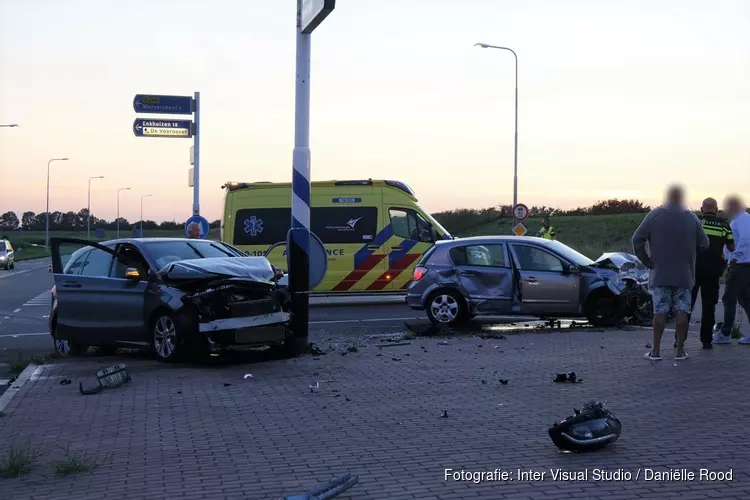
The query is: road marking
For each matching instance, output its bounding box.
[22,291,51,307]
[0,332,49,338]
[13,308,21,313]
[0,268,35,279]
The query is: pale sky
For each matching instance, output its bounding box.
[1,0,748,223]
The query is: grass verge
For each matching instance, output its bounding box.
[54,447,104,477]
[0,444,44,478]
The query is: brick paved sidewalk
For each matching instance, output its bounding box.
[0,327,749,500]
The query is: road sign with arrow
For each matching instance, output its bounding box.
[133,94,193,115]
[133,118,193,138]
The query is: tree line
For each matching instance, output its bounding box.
[431,199,651,234]
[0,209,221,231]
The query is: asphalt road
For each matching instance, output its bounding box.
[0,258,426,363]
[0,256,737,365]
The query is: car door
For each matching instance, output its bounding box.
[108,243,151,341]
[449,243,514,314]
[51,238,146,346]
[509,243,580,315]
[382,207,436,291]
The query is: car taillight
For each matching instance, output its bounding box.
[413,266,427,281]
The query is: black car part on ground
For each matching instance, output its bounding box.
[282,473,359,500]
[548,400,622,452]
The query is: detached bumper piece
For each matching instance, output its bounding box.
[548,400,622,452]
[282,473,359,500]
[199,311,290,333]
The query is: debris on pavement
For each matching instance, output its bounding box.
[346,345,358,353]
[481,380,487,384]
[438,341,451,346]
[243,374,254,379]
[307,343,325,356]
[498,379,509,385]
[548,400,622,452]
[282,472,359,500]
[441,410,448,418]
[224,383,232,387]
[79,364,131,395]
[59,379,72,385]
[645,343,652,348]
[554,372,583,384]
[309,382,320,392]
[378,342,412,348]
[391,357,401,361]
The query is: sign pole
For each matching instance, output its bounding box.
[289,0,312,339]
[192,91,200,216]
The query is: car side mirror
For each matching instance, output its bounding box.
[563,264,581,275]
[125,268,141,280]
[273,266,285,280]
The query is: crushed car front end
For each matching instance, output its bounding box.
[159,257,292,351]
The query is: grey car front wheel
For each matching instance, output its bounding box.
[152,314,180,362]
[426,290,468,326]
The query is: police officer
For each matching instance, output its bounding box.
[690,197,734,349]
[537,216,557,240]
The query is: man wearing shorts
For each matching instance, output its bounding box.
[632,185,709,361]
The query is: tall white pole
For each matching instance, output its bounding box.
[192,91,200,216]
[289,0,312,338]
[474,43,519,225]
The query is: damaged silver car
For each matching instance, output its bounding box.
[406,236,629,326]
[50,237,299,362]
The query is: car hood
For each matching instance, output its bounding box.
[157,257,276,283]
[592,252,646,272]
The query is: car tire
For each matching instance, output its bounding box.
[585,289,620,327]
[51,322,88,357]
[425,289,468,326]
[150,312,183,362]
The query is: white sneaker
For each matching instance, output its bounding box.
[738,337,750,345]
[712,333,732,344]
[644,352,662,361]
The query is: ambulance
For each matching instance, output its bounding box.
[221,179,452,293]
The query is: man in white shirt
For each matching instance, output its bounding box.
[714,196,750,344]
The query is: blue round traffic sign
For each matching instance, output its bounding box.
[286,229,328,290]
[185,215,210,239]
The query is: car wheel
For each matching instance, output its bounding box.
[426,289,468,326]
[51,323,88,357]
[585,289,620,327]
[151,313,182,362]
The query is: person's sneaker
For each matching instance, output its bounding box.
[644,352,662,361]
[713,333,732,344]
[702,343,713,350]
[738,337,750,345]
[675,351,688,360]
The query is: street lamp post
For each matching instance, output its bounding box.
[0,124,19,128]
[87,176,104,239]
[45,157,69,248]
[474,42,519,225]
[116,188,131,238]
[140,195,152,237]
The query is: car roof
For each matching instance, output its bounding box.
[435,235,555,247]
[96,238,216,246]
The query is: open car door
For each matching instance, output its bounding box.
[51,238,148,346]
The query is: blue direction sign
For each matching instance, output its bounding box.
[133,118,193,138]
[301,0,335,34]
[133,94,193,115]
[185,215,209,239]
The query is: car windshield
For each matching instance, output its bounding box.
[144,241,240,270]
[544,240,595,266]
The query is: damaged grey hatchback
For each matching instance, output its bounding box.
[406,236,628,327]
[50,237,298,362]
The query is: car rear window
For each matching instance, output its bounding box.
[145,241,238,270]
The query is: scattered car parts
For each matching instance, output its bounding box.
[548,400,622,452]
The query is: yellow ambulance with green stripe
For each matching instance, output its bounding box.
[221,180,452,293]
